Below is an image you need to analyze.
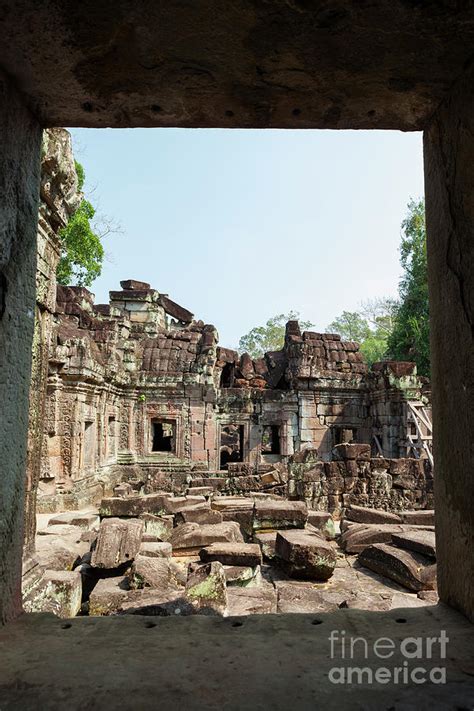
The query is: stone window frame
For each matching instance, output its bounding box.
[144,404,183,458]
[217,417,250,463]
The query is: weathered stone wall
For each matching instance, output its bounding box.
[289,444,433,517]
[34,275,432,514]
[0,72,42,623]
[24,129,80,552]
[424,62,474,621]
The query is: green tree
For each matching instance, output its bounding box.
[327,300,396,367]
[56,161,108,288]
[238,311,314,358]
[326,311,371,342]
[387,198,430,376]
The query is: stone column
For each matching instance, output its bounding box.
[424,65,474,621]
[0,72,42,623]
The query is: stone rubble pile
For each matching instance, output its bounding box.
[24,490,438,619]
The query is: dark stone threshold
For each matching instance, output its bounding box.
[0,605,473,709]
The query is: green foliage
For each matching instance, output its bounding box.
[238,311,314,358]
[327,299,397,367]
[326,311,371,342]
[387,198,430,376]
[57,199,104,288]
[74,160,85,192]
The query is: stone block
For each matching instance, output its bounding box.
[25,570,82,619]
[127,555,177,590]
[254,532,277,560]
[91,518,143,569]
[223,565,261,587]
[175,504,223,526]
[139,542,172,558]
[275,581,339,614]
[253,500,307,531]
[199,543,262,567]
[226,586,277,615]
[333,443,371,460]
[358,543,437,592]
[185,561,228,615]
[306,510,336,540]
[47,512,100,529]
[170,522,244,553]
[140,513,173,541]
[88,576,131,616]
[275,530,336,581]
[400,510,435,526]
[344,504,402,525]
[392,530,436,559]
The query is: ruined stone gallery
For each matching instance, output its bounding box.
[25,129,436,618]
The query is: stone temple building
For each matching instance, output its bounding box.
[28,130,432,526]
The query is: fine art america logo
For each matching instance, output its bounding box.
[328,629,449,685]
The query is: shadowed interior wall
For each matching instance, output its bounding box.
[424,64,474,622]
[0,72,42,623]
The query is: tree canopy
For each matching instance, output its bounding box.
[387,198,430,376]
[56,161,106,288]
[238,311,314,358]
[326,298,395,367]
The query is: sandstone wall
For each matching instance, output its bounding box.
[288,445,433,516]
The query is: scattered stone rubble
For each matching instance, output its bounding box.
[24,485,439,618]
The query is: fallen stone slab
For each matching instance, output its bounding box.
[275,530,336,581]
[127,556,178,591]
[170,522,244,553]
[99,494,167,518]
[186,486,214,497]
[344,504,402,525]
[275,582,339,614]
[223,565,261,587]
[38,524,85,537]
[185,561,228,615]
[91,518,143,569]
[140,513,173,541]
[306,511,336,540]
[392,530,436,559]
[47,512,100,529]
[358,543,437,592]
[34,534,89,572]
[400,510,435,526]
[340,523,435,554]
[254,532,277,560]
[139,542,172,558]
[23,570,82,618]
[88,576,133,616]
[199,542,262,567]
[253,500,307,531]
[175,504,223,526]
[113,482,133,498]
[417,590,439,603]
[390,592,434,609]
[226,586,277,615]
[339,592,392,611]
[118,590,194,617]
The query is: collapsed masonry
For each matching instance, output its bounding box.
[23,128,437,618]
[25,129,434,550]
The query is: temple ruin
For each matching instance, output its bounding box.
[2,3,474,702]
[21,129,436,621]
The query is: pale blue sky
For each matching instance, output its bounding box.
[69,128,424,348]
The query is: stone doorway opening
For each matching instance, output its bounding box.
[151,420,175,453]
[219,424,244,469]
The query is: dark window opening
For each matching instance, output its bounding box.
[107,416,116,458]
[262,425,281,455]
[220,424,244,469]
[220,362,235,388]
[83,421,95,466]
[332,427,357,446]
[151,420,175,452]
